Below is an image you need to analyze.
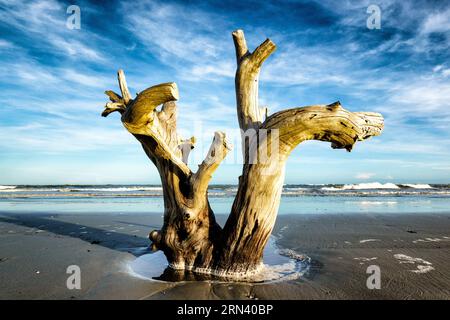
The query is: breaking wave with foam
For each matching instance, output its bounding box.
[0,185,16,190]
[0,183,448,199]
[321,182,400,191]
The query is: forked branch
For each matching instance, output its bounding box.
[102,71,191,177]
[233,29,276,132]
[102,70,231,185]
[219,31,384,275]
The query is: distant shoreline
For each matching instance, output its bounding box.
[1,182,449,197]
[2,182,450,215]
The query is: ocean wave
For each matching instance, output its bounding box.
[68,187,163,192]
[0,183,449,198]
[0,185,16,190]
[356,201,398,206]
[399,184,433,189]
[209,187,238,193]
[0,188,68,193]
[322,182,400,191]
[0,186,163,193]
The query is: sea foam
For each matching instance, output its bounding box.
[399,184,433,189]
[0,185,16,191]
[322,182,400,191]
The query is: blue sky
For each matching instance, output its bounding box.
[0,0,449,185]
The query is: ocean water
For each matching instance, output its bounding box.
[1,183,450,215]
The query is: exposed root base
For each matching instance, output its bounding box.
[167,263,265,281]
[128,239,311,283]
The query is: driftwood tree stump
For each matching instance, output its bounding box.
[102,30,384,278]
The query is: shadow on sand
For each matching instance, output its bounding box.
[0,212,154,257]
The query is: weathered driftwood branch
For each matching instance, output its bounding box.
[118,69,132,104]
[121,82,179,128]
[233,30,276,132]
[179,136,196,164]
[101,29,384,279]
[262,101,384,153]
[102,69,227,272]
[217,30,384,274]
[192,131,231,197]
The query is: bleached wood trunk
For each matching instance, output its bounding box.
[102,30,384,278]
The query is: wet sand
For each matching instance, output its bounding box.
[0,212,449,299]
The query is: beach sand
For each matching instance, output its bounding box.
[0,212,449,299]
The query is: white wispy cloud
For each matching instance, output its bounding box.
[47,36,105,62]
[123,0,237,83]
[356,172,376,179]
[0,120,134,153]
[421,9,450,34]
[187,61,235,80]
[124,1,224,62]
[0,39,15,48]
[0,0,106,62]
[260,42,354,86]
[60,69,112,88]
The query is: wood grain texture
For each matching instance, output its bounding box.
[101,30,384,277]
